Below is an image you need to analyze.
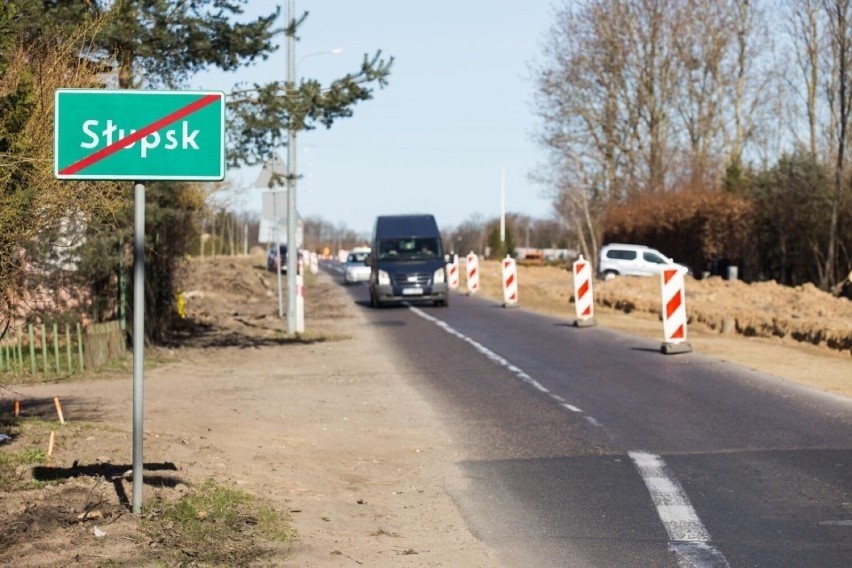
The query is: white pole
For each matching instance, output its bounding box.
[500,167,506,243]
[286,0,299,334]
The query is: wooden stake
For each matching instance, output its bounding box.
[47,430,55,457]
[53,396,65,424]
[14,400,20,418]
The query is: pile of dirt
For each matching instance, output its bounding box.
[169,257,351,348]
[475,261,852,356]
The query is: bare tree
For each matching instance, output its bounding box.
[671,0,738,188]
[787,0,824,159]
[627,0,681,193]
[726,0,775,170]
[821,0,852,288]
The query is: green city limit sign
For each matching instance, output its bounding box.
[54,89,225,181]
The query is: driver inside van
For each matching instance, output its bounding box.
[380,240,397,257]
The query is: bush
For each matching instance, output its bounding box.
[603,189,754,278]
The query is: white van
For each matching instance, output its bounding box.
[598,244,689,279]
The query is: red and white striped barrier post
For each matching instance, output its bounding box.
[309,252,318,275]
[466,252,480,295]
[501,255,519,308]
[447,254,460,290]
[572,255,597,327]
[660,266,691,354]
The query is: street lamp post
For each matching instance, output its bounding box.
[285,0,298,334]
[285,0,340,334]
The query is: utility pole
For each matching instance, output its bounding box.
[286,0,298,334]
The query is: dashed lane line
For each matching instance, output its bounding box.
[408,305,730,568]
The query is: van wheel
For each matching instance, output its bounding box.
[602,270,618,281]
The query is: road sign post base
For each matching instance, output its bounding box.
[661,341,692,355]
[573,318,597,328]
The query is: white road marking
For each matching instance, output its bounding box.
[408,305,727,567]
[409,306,551,394]
[629,451,730,567]
[585,416,603,427]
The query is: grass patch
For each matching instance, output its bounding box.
[0,446,48,490]
[0,446,46,466]
[143,478,296,565]
[0,417,51,491]
[0,417,113,491]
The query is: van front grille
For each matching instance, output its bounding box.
[392,272,430,286]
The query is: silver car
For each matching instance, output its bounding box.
[598,243,690,279]
[343,251,371,284]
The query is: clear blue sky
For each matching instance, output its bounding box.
[193,1,556,236]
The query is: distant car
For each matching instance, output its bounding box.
[266,244,287,273]
[598,243,690,279]
[343,251,370,284]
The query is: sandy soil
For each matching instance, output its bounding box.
[1,254,849,567]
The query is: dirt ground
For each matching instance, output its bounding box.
[1,254,849,567]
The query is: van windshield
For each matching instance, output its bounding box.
[377,238,442,261]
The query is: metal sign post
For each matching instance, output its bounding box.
[132,183,145,514]
[256,155,287,319]
[54,89,225,515]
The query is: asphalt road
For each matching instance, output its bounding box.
[326,264,852,567]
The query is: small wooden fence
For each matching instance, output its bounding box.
[0,320,125,377]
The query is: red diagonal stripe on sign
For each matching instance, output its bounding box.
[582,306,592,316]
[575,262,585,274]
[663,268,678,285]
[506,273,515,287]
[666,291,682,319]
[670,324,685,340]
[578,280,589,298]
[59,93,221,175]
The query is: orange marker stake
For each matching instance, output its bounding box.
[53,396,66,425]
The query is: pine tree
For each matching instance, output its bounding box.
[1,0,393,340]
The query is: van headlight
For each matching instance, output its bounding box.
[433,267,445,284]
[378,270,391,285]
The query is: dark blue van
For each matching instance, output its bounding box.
[368,214,449,307]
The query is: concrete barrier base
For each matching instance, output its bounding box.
[661,341,692,355]
[574,318,597,328]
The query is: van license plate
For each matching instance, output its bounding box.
[402,287,423,296]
